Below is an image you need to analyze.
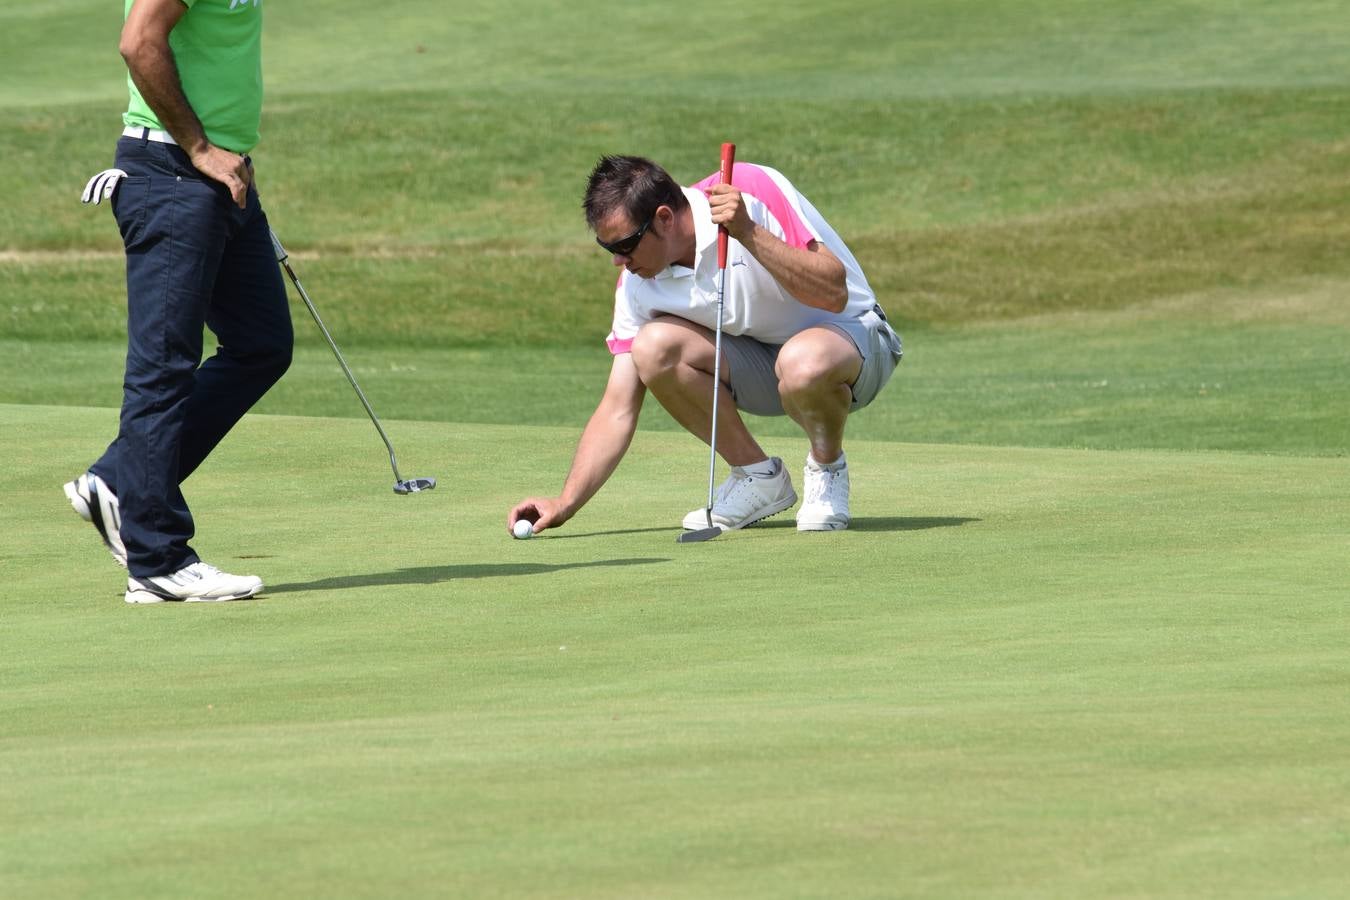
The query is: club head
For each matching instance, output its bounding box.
[676,525,723,544]
[393,477,437,495]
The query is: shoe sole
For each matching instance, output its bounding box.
[796,519,850,532]
[63,479,92,521]
[64,477,128,568]
[682,492,799,532]
[125,577,263,604]
[125,586,261,604]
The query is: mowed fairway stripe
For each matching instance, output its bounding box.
[2,403,1347,898]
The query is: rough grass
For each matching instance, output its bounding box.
[7,84,1350,345]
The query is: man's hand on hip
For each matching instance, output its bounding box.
[189,144,252,209]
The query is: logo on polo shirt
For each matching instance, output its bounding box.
[229,0,260,9]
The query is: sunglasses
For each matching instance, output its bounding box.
[595,213,654,256]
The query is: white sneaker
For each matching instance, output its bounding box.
[63,472,128,568]
[125,561,263,604]
[682,458,797,531]
[796,454,850,531]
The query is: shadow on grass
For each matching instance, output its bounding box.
[542,526,673,540]
[547,518,979,538]
[266,557,669,594]
[751,516,981,532]
[850,516,980,532]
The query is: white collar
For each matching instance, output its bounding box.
[659,186,716,279]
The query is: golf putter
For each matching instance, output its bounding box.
[269,229,436,495]
[678,142,736,543]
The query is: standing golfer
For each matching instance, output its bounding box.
[508,155,901,536]
[64,0,291,603]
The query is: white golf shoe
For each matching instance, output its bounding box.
[125,561,263,604]
[682,458,797,532]
[63,472,128,568]
[796,454,850,531]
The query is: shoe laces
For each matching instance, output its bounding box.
[804,466,845,506]
[182,562,222,579]
[714,469,754,506]
[714,468,779,514]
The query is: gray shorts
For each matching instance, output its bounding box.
[722,306,903,417]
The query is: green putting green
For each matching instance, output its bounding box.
[3,0,1347,895]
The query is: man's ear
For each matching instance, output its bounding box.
[653,204,674,231]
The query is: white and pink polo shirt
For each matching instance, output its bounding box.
[605,163,878,354]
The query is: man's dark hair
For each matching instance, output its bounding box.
[583,155,689,229]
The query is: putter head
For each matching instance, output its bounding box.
[393,477,436,495]
[677,506,721,543]
[676,525,723,543]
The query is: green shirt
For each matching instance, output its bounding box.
[122,0,265,154]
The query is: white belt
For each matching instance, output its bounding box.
[122,125,177,145]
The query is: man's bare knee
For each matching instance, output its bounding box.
[631,321,690,383]
[776,345,840,397]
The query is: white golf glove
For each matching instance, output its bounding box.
[81,168,129,205]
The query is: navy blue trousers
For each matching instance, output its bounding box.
[89,135,293,578]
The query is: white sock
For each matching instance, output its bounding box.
[741,458,779,479]
[807,451,846,471]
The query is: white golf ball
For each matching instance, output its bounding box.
[513,520,534,540]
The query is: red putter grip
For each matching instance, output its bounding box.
[717,142,736,269]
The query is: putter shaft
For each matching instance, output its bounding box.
[676,268,727,545]
[269,230,434,493]
[678,142,736,543]
[704,262,727,528]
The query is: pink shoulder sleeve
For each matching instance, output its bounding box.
[692,163,816,249]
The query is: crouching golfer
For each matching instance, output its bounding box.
[64,0,291,603]
[508,155,902,536]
